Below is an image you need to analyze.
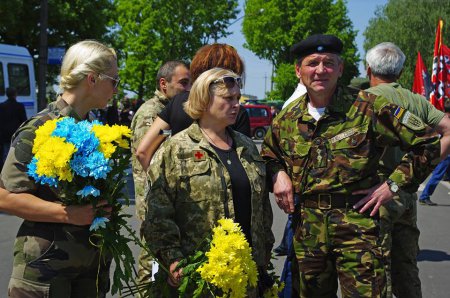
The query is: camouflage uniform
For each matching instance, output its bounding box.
[366,82,445,298]
[261,87,440,298]
[0,97,111,298]
[142,122,274,293]
[130,89,169,292]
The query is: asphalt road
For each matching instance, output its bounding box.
[1,168,449,297]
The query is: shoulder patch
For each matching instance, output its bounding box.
[395,108,426,131]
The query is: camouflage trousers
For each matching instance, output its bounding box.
[294,206,386,298]
[379,191,421,298]
[8,221,111,298]
[137,236,153,297]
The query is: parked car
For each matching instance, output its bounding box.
[243,104,272,140]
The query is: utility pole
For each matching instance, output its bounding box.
[38,0,48,112]
[264,73,267,96]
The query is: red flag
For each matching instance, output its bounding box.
[430,19,450,111]
[412,51,431,98]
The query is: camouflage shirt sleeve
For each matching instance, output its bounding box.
[141,142,183,266]
[369,92,441,192]
[0,123,37,192]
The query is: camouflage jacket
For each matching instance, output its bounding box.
[142,122,274,267]
[261,87,440,195]
[130,90,169,221]
[366,82,445,174]
[0,97,84,197]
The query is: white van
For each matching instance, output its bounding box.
[0,43,37,118]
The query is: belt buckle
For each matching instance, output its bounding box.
[318,193,332,210]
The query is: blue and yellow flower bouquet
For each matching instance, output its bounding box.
[27,116,138,295]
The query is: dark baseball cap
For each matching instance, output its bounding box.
[291,34,343,59]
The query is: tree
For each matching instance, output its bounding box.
[114,0,239,99]
[364,0,450,89]
[0,0,115,87]
[242,0,359,100]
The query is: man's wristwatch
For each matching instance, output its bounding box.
[386,179,399,193]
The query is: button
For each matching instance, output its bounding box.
[315,178,321,183]
[314,138,323,145]
[351,139,357,146]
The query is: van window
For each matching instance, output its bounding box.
[0,62,4,95]
[247,107,268,117]
[8,63,30,96]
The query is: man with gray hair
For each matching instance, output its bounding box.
[357,42,450,298]
[130,60,190,292]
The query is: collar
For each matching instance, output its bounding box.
[51,96,86,121]
[153,89,170,103]
[186,122,247,157]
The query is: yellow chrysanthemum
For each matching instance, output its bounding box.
[92,124,131,157]
[34,136,77,181]
[197,218,258,298]
[32,118,62,154]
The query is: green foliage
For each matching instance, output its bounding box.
[364,0,450,88]
[0,0,114,86]
[267,63,297,100]
[114,0,239,99]
[242,0,359,99]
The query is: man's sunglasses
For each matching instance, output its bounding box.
[212,76,243,89]
[99,73,121,89]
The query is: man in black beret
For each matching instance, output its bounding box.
[261,34,440,297]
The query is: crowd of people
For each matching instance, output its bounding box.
[0,33,448,298]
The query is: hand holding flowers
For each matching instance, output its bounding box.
[26,116,140,295]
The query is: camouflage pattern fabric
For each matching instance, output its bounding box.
[130,89,169,221]
[8,221,111,298]
[0,97,111,297]
[142,122,274,269]
[130,90,169,294]
[295,207,385,297]
[366,82,442,298]
[261,87,440,297]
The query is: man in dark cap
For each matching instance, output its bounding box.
[261,34,440,297]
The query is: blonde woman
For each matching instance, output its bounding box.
[0,40,117,297]
[142,68,274,295]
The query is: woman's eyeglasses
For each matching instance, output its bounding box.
[212,76,243,89]
[99,73,121,89]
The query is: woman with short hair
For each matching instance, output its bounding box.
[142,68,274,295]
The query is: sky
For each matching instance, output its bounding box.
[217,0,389,99]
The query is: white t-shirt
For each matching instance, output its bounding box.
[308,102,326,121]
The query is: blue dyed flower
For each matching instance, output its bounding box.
[90,217,110,231]
[76,185,100,198]
[53,118,100,156]
[70,151,111,179]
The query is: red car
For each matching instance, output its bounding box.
[243,104,273,140]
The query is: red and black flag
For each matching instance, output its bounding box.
[412,51,432,98]
[430,19,450,111]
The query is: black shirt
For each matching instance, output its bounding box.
[211,143,252,245]
[158,91,251,137]
[0,99,27,143]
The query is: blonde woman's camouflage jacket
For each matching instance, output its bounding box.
[142,122,274,267]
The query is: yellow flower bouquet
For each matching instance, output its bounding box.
[176,218,258,298]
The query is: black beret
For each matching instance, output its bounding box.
[291,34,343,59]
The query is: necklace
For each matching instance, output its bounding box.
[200,127,232,165]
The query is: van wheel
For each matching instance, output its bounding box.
[254,128,266,140]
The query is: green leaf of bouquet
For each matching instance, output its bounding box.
[192,280,206,298]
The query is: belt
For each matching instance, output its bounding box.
[299,193,365,209]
